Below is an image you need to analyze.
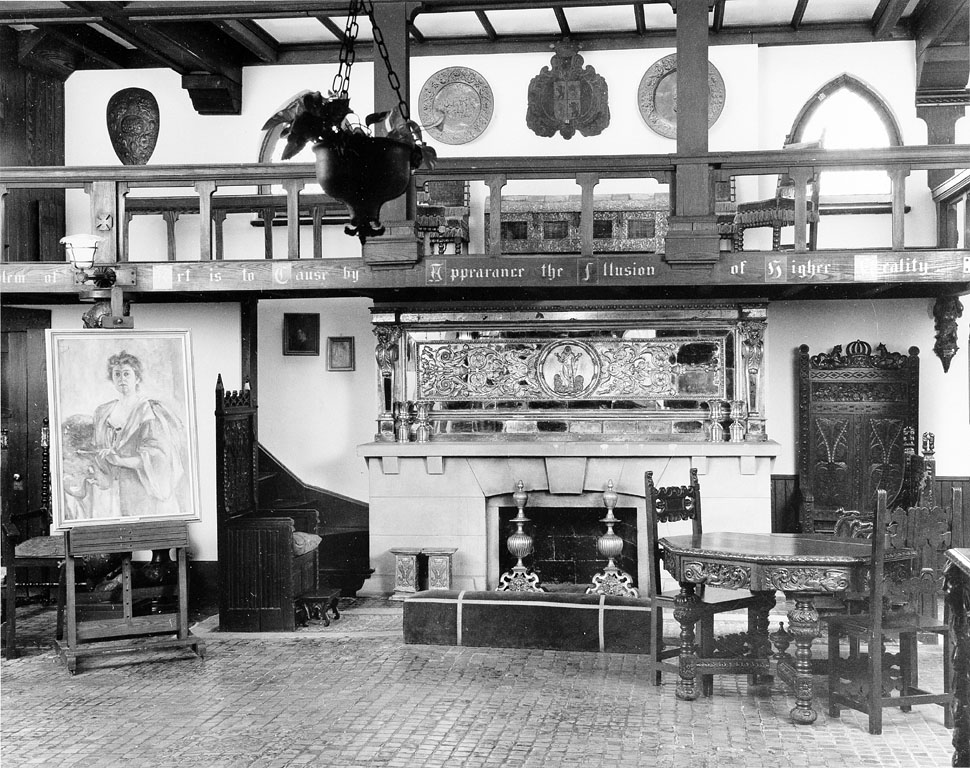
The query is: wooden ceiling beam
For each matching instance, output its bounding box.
[212,19,278,63]
[42,22,130,68]
[474,10,498,41]
[912,0,969,56]
[790,0,808,31]
[280,21,903,64]
[711,0,725,34]
[871,0,909,40]
[315,15,347,43]
[553,7,570,36]
[633,3,646,36]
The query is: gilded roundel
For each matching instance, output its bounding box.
[536,340,600,400]
[638,54,725,140]
[418,67,494,145]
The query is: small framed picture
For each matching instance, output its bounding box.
[283,313,320,356]
[327,336,355,371]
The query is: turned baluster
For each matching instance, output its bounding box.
[707,399,725,442]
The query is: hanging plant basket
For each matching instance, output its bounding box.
[313,134,417,241]
[262,1,437,244]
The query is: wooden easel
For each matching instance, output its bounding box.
[54,519,204,674]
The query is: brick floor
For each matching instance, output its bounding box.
[1,599,956,767]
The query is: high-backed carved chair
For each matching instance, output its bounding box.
[734,140,821,251]
[827,488,962,734]
[215,375,321,631]
[796,340,920,535]
[645,469,766,696]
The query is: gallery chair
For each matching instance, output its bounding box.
[826,488,962,734]
[645,469,765,696]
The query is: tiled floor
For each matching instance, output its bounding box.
[1,598,956,767]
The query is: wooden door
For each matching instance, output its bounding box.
[1,307,51,537]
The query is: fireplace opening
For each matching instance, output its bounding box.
[498,506,638,591]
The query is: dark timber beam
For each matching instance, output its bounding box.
[43,23,130,68]
[553,7,570,36]
[213,19,278,63]
[791,0,808,31]
[871,0,909,40]
[711,0,724,34]
[474,10,498,41]
[634,3,646,36]
[316,15,347,42]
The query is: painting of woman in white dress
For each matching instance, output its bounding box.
[46,329,200,529]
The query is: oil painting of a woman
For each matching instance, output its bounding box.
[47,330,200,529]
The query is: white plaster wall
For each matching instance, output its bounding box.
[257,296,375,502]
[45,303,240,561]
[54,38,970,564]
[767,298,970,478]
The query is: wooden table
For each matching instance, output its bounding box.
[944,548,970,767]
[659,531,914,724]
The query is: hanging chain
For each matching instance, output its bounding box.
[331,0,361,98]
[361,0,410,121]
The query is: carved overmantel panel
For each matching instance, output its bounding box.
[370,302,768,442]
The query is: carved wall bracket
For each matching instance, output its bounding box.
[933,295,963,373]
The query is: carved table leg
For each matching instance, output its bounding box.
[945,561,970,767]
[787,595,820,724]
[749,590,776,686]
[673,583,702,701]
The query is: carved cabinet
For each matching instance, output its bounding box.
[796,340,919,534]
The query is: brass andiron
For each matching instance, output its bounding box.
[497,481,543,592]
[588,480,639,597]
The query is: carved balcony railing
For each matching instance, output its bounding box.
[0,145,967,297]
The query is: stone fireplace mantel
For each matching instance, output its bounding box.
[358,440,780,595]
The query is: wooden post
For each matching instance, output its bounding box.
[665,0,719,268]
[577,173,599,258]
[282,178,304,260]
[485,174,507,257]
[370,1,416,224]
[85,180,118,263]
[194,180,217,261]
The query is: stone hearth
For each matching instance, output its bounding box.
[358,440,779,595]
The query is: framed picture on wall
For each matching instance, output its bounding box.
[45,329,202,530]
[327,336,355,371]
[283,313,320,356]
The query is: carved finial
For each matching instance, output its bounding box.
[603,479,617,512]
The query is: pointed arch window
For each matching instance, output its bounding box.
[788,74,903,197]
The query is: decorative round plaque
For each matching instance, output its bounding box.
[637,54,725,140]
[418,66,494,145]
[536,339,600,400]
[106,87,160,165]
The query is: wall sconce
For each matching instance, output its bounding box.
[61,234,136,290]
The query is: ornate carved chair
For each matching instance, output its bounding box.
[645,469,768,696]
[734,139,821,251]
[796,339,921,535]
[826,488,962,734]
[215,376,321,631]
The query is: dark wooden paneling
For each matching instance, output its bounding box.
[0,28,65,263]
[771,474,970,533]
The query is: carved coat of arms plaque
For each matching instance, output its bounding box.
[526,43,610,140]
